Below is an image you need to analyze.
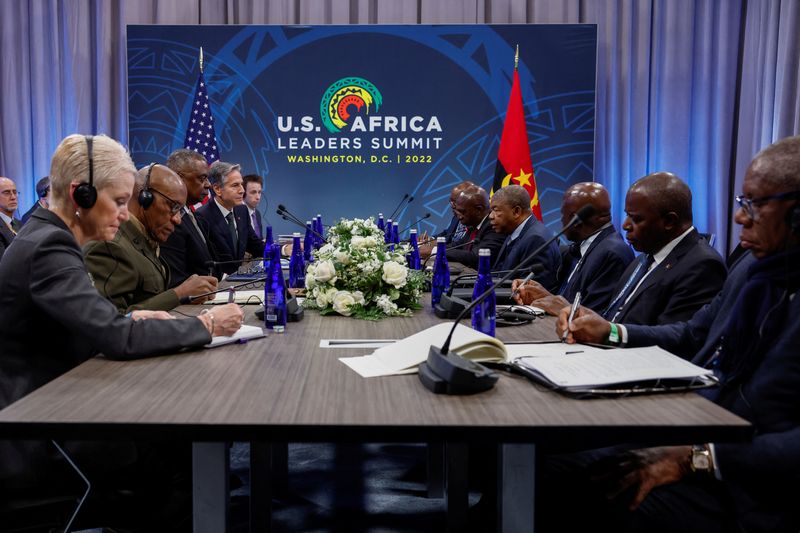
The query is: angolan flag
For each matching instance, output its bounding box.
[491,66,542,221]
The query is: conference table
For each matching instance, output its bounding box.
[0,295,751,532]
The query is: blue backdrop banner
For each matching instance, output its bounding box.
[127,24,597,237]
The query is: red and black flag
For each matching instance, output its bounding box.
[492,48,542,221]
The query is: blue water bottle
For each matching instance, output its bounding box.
[431,237,450,306]
[408,229,421,270]
[471,248,496,337]
[315,214,324,247]
[392,222,400,244]
[304,221,315,262]
[264,243,286,332]
[262,225,274,272]
[377,213,385,233]
[288,232,305,288]
[384,219,393,244]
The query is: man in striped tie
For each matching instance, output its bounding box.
[0,177,22,261]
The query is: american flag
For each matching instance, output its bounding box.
[183,71,220,164]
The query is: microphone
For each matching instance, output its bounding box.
[388,193,414,220]
[276,204,307,227]
[276,210,326,242]
[179,276,268,304]
[437,204,596,356]
[399,212,431,235]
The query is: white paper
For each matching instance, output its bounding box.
[320,339,398,349]
[515,345,713,387]
[208,290,264,304]
[206,324,266,348]
[503,343,606,360]
[339,323,492,377]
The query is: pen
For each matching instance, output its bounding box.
[561,291,582,342]
[227,289,236,304]
[510,271,535,300]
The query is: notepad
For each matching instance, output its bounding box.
[205,324,266,348]
[209,290,264,304]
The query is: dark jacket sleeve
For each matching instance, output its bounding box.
[656,254,727,325]
[34,234,210,359]
[161,224,192,287]
[446,228,505,269]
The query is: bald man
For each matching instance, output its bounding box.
[0,177,21,261]
[84,164,218,312]
[512,182,634,314]
[595,172,726,327]
[442,185,505,268]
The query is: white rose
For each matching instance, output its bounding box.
[319,243,335,255]
[316,287,338,308]
[334,250,350,264]
[362,236,378,248]
[382,261,408,288]
[351,236,366,248]
[313,260,337,283]
[352,291,365,305]
[332,290,357,316]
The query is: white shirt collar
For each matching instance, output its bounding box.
[652,226,695,265]
[246,206,257,217]
[214,197,233,219]
[578,223,612,256]
[509,215,531,241]
[0,212,12,226]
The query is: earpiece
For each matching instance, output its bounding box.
[73,135,97,209]
[788,204,800,235]
[138,163,156,209]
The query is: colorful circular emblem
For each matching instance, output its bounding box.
[320,77,383,133]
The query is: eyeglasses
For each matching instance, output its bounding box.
[0,189,18,197]
[150,188,184,216]
[735,190,800,220]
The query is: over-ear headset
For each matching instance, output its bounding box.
[138,163,156,209]
[73,135,98,209]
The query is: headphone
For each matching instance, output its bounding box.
[788,202,800,235]
[138,163,157,209]
[73,135,98,209]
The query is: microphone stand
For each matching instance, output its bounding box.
[387,193,410,220]
[180,276,268,304]
[399,212,431,235]
[276,210,326,242]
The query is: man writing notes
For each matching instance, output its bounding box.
[195,160,264,276]
[490,184,561,290]
[545,136,800,533]
[596,172,725,325]
[0,176,22,260]
[160,148,216,284]
[84,163,217,312]
[511,182,634,315]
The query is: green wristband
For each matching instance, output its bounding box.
[608,323,620,345]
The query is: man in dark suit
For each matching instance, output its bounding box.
[84,164,217,312]
[511,182,634,315]
[243,173,264,239]
[436,185,505,268]
[20,176,50,225]
[195,160,264,275]
[161,149,217,284]
[599,172,726,325]
[490,184,560,290]
[425,180,474,249]
[0,177,22,261]
[548,136,800,533]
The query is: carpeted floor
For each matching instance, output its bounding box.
[228,442,482,532]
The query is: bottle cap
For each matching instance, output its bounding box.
[306,220,312,224]
[293,232,301,237]
[393,222,399,227]
[410,229,417,234]
[479,248,491,256]
[437,236,446,243]
[378,213,383,216]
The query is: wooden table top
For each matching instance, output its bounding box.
[0,295,751,446]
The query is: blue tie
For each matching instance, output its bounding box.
[602,254,654,320]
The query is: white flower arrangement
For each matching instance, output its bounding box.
[303,217,427,319]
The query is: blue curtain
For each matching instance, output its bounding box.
[1,0,798,253]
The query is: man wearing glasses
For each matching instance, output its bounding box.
[161,148,218,284]
[0,176,21,260]
[548,136,800,533]
[84,164,218,312]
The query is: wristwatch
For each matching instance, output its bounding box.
[690,444,714,472]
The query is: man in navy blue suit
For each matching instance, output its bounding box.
[243,174,264,239]
[511,182,634,314]
[546,136,800,533]
[490,184,560,291]
[161,149,216,284]
[598,172,726,325]
[195,160,264,276]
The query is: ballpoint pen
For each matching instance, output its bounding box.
[227,289,236,304]
[561,291,582,342]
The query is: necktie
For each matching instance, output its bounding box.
[558,244,583,295]
[226,212,239,257]
[185,208,206,244]
[466,227,479,251]
[602,254,655,320]
[251,211,261,239]
[495,237,516,270]
[10,219,21,233]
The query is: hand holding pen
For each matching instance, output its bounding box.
[555,300,610,344]
[561,291,582,342]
